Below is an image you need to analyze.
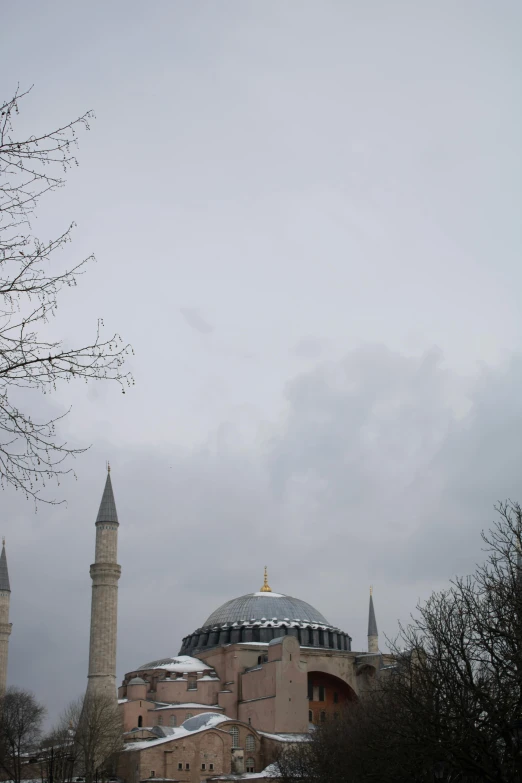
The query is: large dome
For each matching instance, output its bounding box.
[203,591,330,627]
[179,583,352,656]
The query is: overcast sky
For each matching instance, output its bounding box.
[1,0,522,726]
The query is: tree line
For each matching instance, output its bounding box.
[0,689,122,783]
[277,502,522,783]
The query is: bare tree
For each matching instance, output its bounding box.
[0,686,46,783]
[72,692,122,783]
[0,86,133,503]
[41,700,82,783]
[277,502,522,783]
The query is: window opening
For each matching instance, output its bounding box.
[201,764,206,770]
[178,763,182,771]
[170,715,177,727]
[246,759,255,773]
[209,764,214,771]
[138,716,143,728]
[319,685,325,701]
[307,680,313,700]
[308,710,313,722]
[229,726,240,748]
[185,763,190,771]
[245,735,255,751]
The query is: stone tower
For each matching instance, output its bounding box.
[368,586,379,653]
[86,467,121,699]
[0,540,12,696]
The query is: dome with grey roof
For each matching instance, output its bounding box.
[203,592,330,627]
[127,676,147,685]
[179,585,352,656]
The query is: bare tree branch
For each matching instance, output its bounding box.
[0,86,134,503]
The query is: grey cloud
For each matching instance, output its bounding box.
[0,0,520,735]
[179,308,214,334]
[292,336,328,360]
[5,346,522,728]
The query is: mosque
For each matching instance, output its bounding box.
[50,467,392,783]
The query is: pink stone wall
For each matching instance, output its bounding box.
[274,636,308,733]
[117,724,265,783]
[126,683,147,701]
[120,699,149,732]
[155,678,220,704]
[241,662,276,702]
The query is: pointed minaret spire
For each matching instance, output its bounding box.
[96,469,118,525]
[368,586,379,653]
[0,540,12,695]
[86,466,121,700]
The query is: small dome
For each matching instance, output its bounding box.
[128,676,146,685]
[182,712,229,732]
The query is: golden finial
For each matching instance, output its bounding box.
[260,566,272,593]
[370,585,373,596]
[107,461,111,474]
[1,538,4,548]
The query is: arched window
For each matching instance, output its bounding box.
[246,759,255,773]
[320,711,326,723]
[157,715,163,725]
[245,735,255,751]
[308,710,313,723]
[138,716,143,728]
[170,715,177,727]
[229,726,240,748]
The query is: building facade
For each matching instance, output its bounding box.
[117,575,390,782]
[83,469,391,782]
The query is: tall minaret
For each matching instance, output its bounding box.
[368,586,379,653]
[86,466,121,699]
[0,540,12,696]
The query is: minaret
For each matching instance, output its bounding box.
[86,466,121,699]
[368,586,379,653]
[0,540,12,696]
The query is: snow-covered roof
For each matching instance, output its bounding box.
[124,713,232,751]
[257,731,311,743]
[211,763,280,780]
[182,713,229,732]
[137,655,213,673]
[153,703,223,711]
